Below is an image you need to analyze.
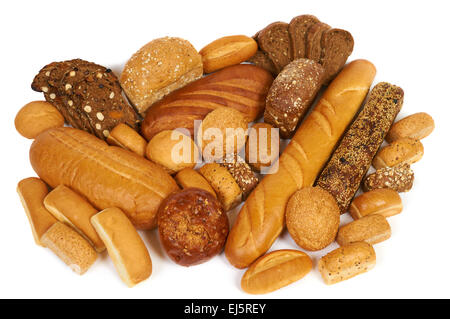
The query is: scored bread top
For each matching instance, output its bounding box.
[120,37,203,114]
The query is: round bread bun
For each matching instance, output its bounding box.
[120,37,203,115]
[197,107,248,161]
[286,187,340,251]
[146,130,199,174]
[15,101,64,139]
[157,188,229,266]
[107,123,147,157]
[245,122,279,172]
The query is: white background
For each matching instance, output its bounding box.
[1,0,449,299]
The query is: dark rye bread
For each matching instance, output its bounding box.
[247,50,278,76]
[31,59,139,140]
[289,15,320,60]
[264,59,324,139]
[306,22,331,62]
[320,28,354,84]
[316,82,404,213]
[257,22,292,73]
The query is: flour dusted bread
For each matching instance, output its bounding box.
[225,60,376,268]
[120,37,203,115]
[29,127,179,229]
[91,208,152,287]
[17,177,57,246]
[41,222,97,275]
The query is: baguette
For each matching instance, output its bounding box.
[316,82,404,213]
[91,208,152,287]
[17,177,57,246]
[141,64,273,141]
[225,60,376,268]
[29,127,179,230]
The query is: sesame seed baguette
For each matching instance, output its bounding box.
[225,59,376,269]
[316,82,404,213]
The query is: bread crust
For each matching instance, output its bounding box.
[225,60,376,268]
[29,127,179,229]
[336,214,391,246]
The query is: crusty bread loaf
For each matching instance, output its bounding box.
[140,64,273,141]
[289,15,320,60]
[29,127,179,230]
[120,37,203,115]
[17,177,57,246]
[41,222,97,275]
[44,185,105,252]
[91,208,152,287]
[316,82,404,213]
[225,60,376,268]
[264,58,324,138]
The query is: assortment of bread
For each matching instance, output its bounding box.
[13,13,435,292]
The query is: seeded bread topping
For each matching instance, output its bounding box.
[363,163,414,193]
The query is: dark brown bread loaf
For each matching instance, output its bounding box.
[31,59,139,140]
[264,59,324,138]
[320,29,354,84]
[247,50,278,76]
[316,82,404,213]
[257,22,292,73]
[306,22,331,62]
[289,15,320,60]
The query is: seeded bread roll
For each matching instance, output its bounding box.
[289,15,320,60]
[17,177,57,246]
[363,163,414,193]
[257,22,292,73]
[44,185,105,252]
[264,58,324,138]
[91,208,152,287]
[316,82,404,213]
[31,59,139,140]
[41,222,97,275]
[120,37,203,115]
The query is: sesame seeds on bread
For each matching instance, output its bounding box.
[120,37,203,115]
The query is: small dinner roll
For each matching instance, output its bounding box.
[386,112,434,142]
[174,168,217,198]
[245,122,280,172]
[336,214,391,246]
[15,101,64,139]
[107,123,147,156]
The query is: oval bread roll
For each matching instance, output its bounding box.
[241,249,312,294]
[174,168,217,198]
[107,123,147,157]
[336,214,391,246]
[245,123,279,172]
[15,101,64,139]
[91,208,152,287]
[318,241,376,285]
[386,112,434,142]
[200,35,258,73]
[372,138,424,169]
[350,188,402,220]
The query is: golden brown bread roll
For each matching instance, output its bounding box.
[386,112,435,142]
[44,185,105,252]
[174,168,217,198]
[17,177,57,246]
[41,222,97,275]
[15,101,64,139]
[225,59,377,268]
[146,130,199,174]
[349,189,402,220]
[241,249,312,294]
[91,208,152,287]
[120,37,203,115]
[29,127,179,230]
[106,123,147,157]
[245,122,280,172]
[372,138,424,169]
[336,215,391,246]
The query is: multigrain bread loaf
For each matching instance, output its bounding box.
[31,59,139,139]
[316,82,404,213]
[29,127,179,229]
[241,250,312,294]
[363,163,414,193]
[120,37,203,115]
[41,222,97,275]
[264,58,324,138]
[306,22,330,62]
[225,60,376,268]
[247,50,277,76]
[44,185,105,252]
[17,177,57,246]
[140,64,273,141]
[289,15,320,60]
[91,208,152,287]
[257,22,292,73]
